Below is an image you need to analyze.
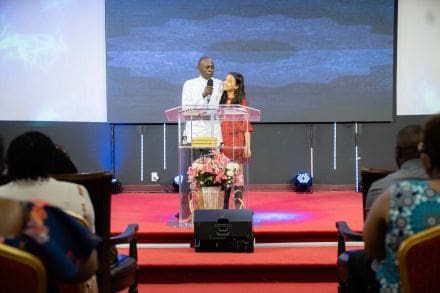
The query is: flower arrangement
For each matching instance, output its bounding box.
[187,150,242,189]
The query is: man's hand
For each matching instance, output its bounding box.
[202,85,213,98]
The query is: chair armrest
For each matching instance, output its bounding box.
[336,221,363,256]
[336,221,363,241]
[110,224,139,261]
[110,224,139,245]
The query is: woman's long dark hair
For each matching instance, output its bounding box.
[220,72,246,105]
[7,131,56,180]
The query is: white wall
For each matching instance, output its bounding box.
[397,0,440,115]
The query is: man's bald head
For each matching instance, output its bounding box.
[395,124,423,167]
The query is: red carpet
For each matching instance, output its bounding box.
[112,191,364,286]
[120,246,337,283]
[119,244,363,284]
[135,282,338,293]
[111,191,363,243]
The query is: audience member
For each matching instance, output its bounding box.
[52,144,78,174]
[365,124,428,215]
[364,114,440,291]
[0,198,100,291]
[0,131,95,232]
[0,136,99,291]
[346,124,427,292]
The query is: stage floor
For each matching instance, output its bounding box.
[111,191,364,243]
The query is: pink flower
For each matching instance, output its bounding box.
[215,168,225,182]
[187,150,240,188]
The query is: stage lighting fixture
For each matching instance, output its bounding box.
[293,172,313,193]
[172,175,184,192]
[111,177,122,194]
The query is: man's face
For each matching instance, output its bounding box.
[198,59,215,80]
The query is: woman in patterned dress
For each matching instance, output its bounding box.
[364,114,440,292]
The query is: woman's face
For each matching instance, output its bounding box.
[223,74,238,92]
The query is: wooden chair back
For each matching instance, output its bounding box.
[336,167,394,293]
[398,225,440,293]
[360,167,393,220]
[52,172,113,292]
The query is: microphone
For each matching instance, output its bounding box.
[206,79,213,104]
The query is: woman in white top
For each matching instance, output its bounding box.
[0,131,95,232]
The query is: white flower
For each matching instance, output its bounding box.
[226,162,238,170]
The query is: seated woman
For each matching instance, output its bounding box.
[0,131,95,232]
[0,198,100,290]
[364,114,440,291]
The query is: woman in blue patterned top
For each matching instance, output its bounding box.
[364,114,440,292]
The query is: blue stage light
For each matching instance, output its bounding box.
[172,175,184,192]
[111,177,122,194]
[293,172,313,192]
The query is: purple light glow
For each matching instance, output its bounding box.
[253,211,309,226]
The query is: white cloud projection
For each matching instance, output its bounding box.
[0,0,106,122]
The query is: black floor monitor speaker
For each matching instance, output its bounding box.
[193,208,254,253]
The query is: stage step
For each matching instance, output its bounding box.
[130,230,340,244]
[134,282,338,293]
[119,243,361,283]
[136,282,338,293]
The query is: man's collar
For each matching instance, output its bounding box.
[401,158,423,169]
[199,76,211,82]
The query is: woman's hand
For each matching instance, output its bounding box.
[243,144,251,159]
[244,132,251,159]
